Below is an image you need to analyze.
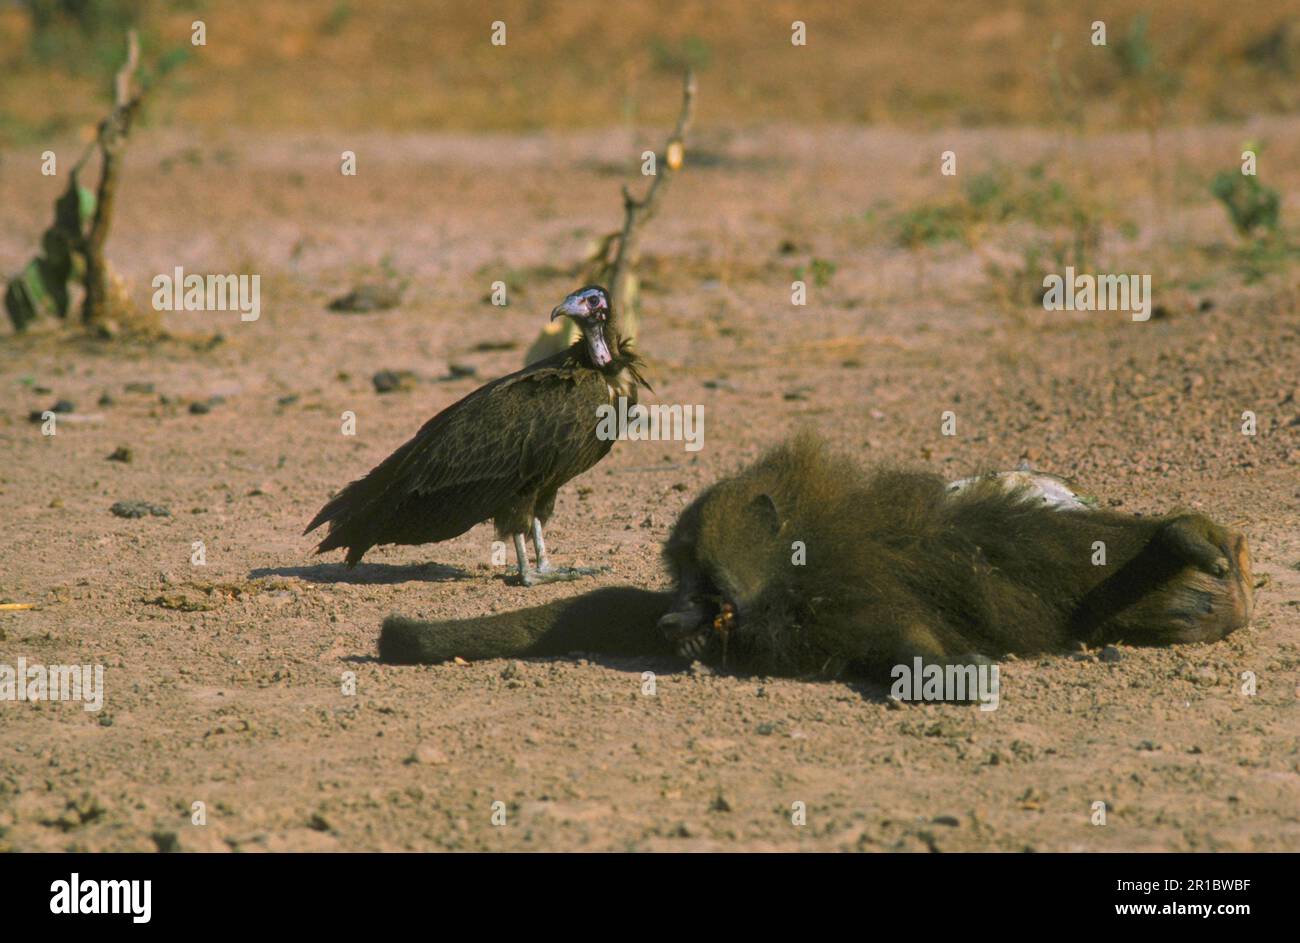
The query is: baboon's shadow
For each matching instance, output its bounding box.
[250,561,471,585]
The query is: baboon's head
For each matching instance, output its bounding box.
[659,480,789,659]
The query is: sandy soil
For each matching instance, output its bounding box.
[1,121,1298,851]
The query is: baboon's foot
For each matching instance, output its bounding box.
[1148,518,1254,643]
[1161,514,1236,575]
[518,564,607,587]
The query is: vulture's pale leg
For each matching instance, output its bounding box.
[513,533,534,586]
[531,517,551,572]
[514,517,604,584]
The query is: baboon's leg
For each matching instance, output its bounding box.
[1159,513,1235,575]
[1081,515,1254,646]
[891,621,993,667]
[1151,516,1254,643]
[864,619,996,702]
[834,603,991,678]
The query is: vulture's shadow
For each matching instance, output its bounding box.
[250,561,471,585]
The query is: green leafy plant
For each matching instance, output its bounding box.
[793,258,837,288]
[4,172,96,330]
[889,162,1107,250]
[1211,171,1280,240]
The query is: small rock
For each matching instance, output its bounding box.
[328,283,404,313]
[408,742,449,765]
[110,500,171,519]
[1099,645,1123,663]
[373,370,418,394]
[106,446,133,463]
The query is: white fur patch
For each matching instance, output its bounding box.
[946,470,1093,510]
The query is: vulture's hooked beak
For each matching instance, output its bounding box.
[550,293,590,321]
[552,287,613,368]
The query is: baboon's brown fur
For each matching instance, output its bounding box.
[380,433,1253,677]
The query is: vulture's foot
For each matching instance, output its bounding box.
[511,526,607,586]
[520,564,607,587]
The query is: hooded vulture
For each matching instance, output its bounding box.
[304,285,648,585]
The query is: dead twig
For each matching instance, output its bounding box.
[526,71,696,363]
[82,29,146,329]
[604,69,696,344]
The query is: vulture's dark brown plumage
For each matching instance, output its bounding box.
[304,286,648,584]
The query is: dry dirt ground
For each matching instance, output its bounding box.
[1,121,1298,851]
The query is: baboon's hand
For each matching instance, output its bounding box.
[657,601,710,643]
[1160,514,1238,577]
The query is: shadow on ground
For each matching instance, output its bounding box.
[251,562,472,585]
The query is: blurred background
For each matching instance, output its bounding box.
[3,0,1299,139]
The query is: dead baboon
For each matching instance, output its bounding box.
[380,432,1253,677]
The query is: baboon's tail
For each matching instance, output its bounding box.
[379,587,676,664]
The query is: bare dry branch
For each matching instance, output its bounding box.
[526,70,696,364]
[83,29,146,328]
[606,68,696,342]
[113,29,141,109]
